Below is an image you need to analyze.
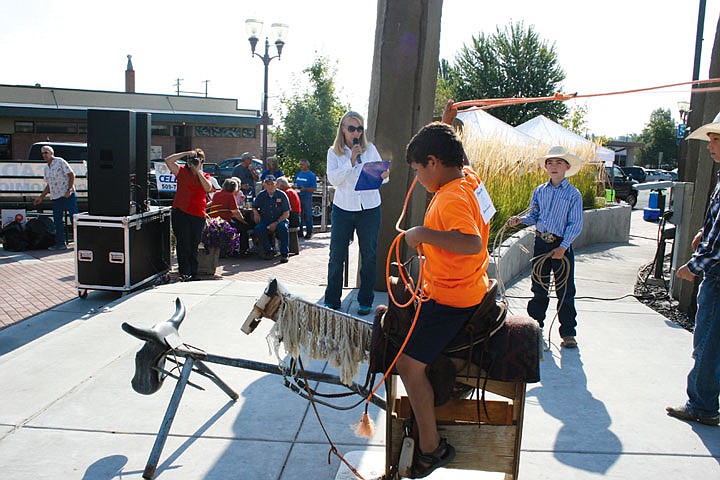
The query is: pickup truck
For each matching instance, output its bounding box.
[0,142,176,213]
[0,142,89,212]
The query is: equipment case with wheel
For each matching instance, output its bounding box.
[74,207,171,295]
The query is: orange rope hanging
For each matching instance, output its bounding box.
[452,77,720,112]
[364,176,429,405]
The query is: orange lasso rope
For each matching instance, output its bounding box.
[365,176,430,405]
[452,77,720,111]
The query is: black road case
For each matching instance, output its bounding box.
[74,207,171,296]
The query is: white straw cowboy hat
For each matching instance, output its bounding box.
[538,145,582,177]
[687,111,720,141]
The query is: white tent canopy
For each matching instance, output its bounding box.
[457,109,540,147]
[516,115,615,166]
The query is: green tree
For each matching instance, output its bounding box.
[560,104,588,135]
[433,58,455,118]
[275,56,347,179]
[444,21,567,125]
[636,108,677,169]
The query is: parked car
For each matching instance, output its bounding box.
[645,168,672,182]
[619,165,647,183]
[604,167,639,208]
[656,169,674,181]
[669,169,678,181]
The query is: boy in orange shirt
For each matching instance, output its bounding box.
[398,120,492,478]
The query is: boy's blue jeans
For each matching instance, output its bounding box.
[527,236,577,337]
[324,205,381,309]
[51,193,78,247]
[685,263,720,417]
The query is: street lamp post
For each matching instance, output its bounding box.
[245,19,289,166]
[677,100,691,174]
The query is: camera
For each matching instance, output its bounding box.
[188,156,200,167]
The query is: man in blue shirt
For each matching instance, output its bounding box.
[252,175,290,263]
[293,158,317,239]
[667,112,720,426]
[232,152,258,200]
[506,145,583,349]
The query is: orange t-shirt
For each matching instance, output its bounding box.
[420,166,490,308]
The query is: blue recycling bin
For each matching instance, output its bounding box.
[649,192,659,209]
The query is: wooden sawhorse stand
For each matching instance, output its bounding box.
[385,373,526,479]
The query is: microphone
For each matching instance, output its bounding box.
[353,138,362,164]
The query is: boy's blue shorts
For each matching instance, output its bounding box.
[403,299,477,365]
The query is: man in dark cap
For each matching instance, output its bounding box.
[252,175,290,263]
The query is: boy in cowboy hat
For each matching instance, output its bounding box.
[666,112,720,426]
[506,145,584,348]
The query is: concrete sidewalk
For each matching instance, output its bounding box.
[0,209,719,479]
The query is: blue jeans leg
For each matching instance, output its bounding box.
[527,238,577,336]
[253,221,274,253]
[354,206,381,307]
[276,220,289,255]
[324,205,354,308]
[51,193,78,246]
[686,267,720,417]
[300,196,313,236]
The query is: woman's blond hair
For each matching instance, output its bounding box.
[332,111,367,156]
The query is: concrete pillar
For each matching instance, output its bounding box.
[366,0,443,291]
[677,14,720,312]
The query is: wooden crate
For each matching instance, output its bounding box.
[385,374,527,479]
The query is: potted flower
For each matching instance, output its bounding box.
[197,217,240,274]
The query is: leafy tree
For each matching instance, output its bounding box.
[444,21,567,125]
[636,108,678,169]
[560,104,588,135]
[275,56,347,179]
[433,58,455,118]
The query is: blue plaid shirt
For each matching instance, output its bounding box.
[520,178,583,250]
[688,174,720,275]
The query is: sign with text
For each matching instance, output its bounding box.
[153,162,177,193]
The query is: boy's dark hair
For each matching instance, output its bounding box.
[406,122,465,168]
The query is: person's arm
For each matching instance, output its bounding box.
[33,184,50,205]
[64,171,76,198]
[164,151,194,176]
[326,147,356,187]
[559,190,583,250]
[404,226,482,255]
[195,168,214,193]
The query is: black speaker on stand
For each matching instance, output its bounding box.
[87,109,136,216]
[134,112,151,212]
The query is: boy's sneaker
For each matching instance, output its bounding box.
[357,305,373,316]
[280,255,289,263]
[666,405,720,426]
[561,336,577,348]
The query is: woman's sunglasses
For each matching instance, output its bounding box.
[345,125,364,133]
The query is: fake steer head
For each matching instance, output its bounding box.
[121,297,186,395]
[241,278,283,334]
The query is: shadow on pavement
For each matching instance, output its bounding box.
[526,348,621,474]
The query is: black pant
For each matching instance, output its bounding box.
[172,208,205,276]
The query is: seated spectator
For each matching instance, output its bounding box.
[276,176,301,229]
[260,157,284,181]
[252,175,290,263]
[208,178,252,255]
[231,176,247,207]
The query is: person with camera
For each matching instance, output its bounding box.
[165,148,213,281]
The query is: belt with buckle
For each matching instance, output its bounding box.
[536,231,563,243]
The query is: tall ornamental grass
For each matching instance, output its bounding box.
[460,130,603,247]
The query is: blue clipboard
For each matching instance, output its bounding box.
[355,161,390,191]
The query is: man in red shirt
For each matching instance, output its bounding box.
[276,176,301,229]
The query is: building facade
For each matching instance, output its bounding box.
[0,63,268,163]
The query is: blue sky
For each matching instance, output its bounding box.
[3,0,719,137]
